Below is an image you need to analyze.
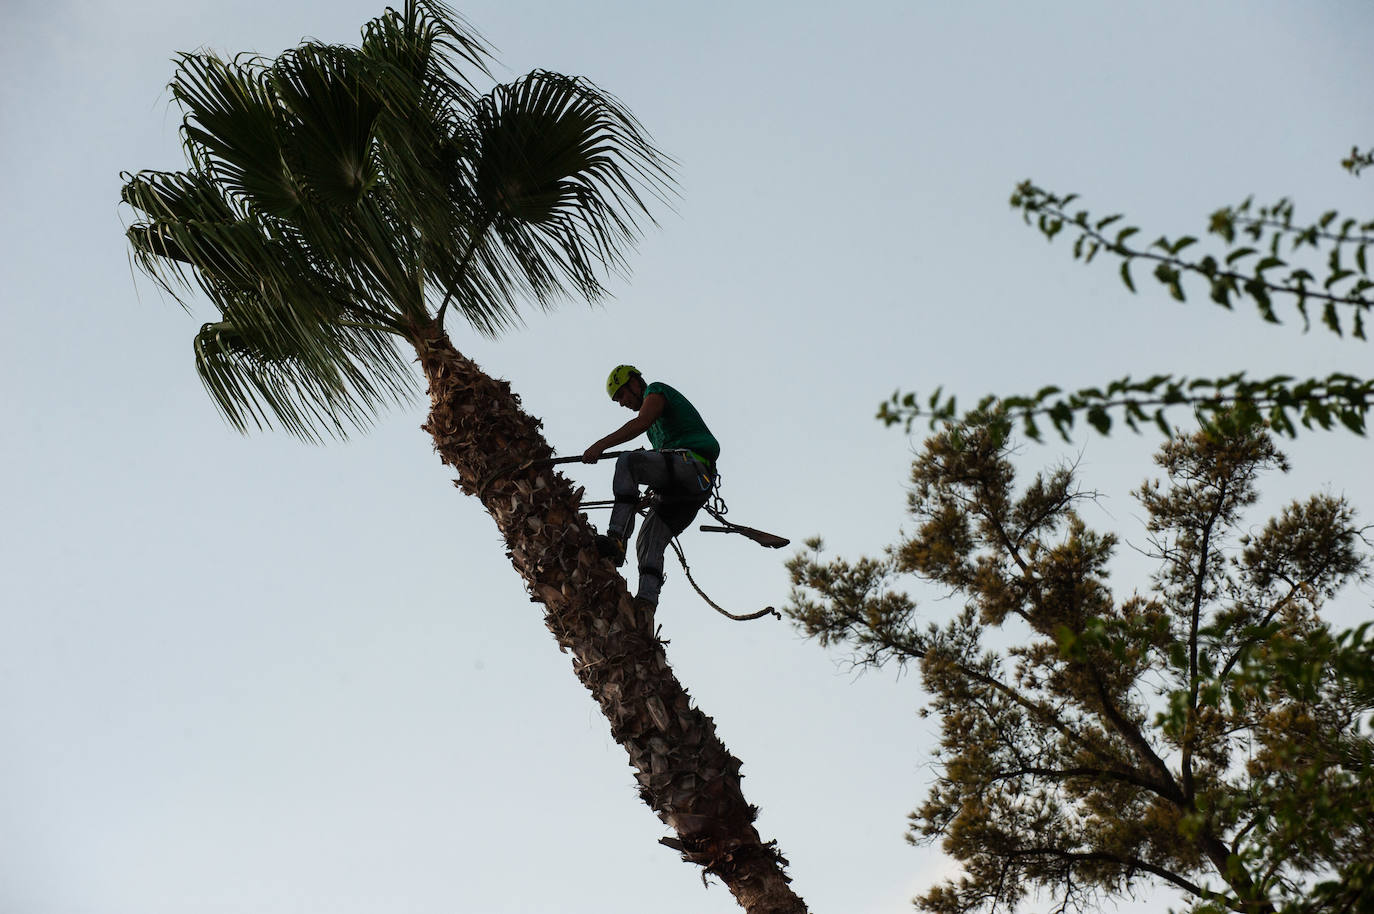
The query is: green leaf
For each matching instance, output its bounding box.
[1120,260,1136,293]
[1210,278,1232,308]
[1153,263,1186,301]
[1306,400,1333,430]
[1325,269,1355,290]
[1322,302,1342,336]
[1208,207,1236,243]
[1153,409,1170,436]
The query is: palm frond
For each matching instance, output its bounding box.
[171,52,301,218]
[125,167,414,436]
[361,0,490,99]
[272,44,381,210]
[123,169,239,293]
[358,0,488,137]
[441,70,675,327]
[360,0,487,251]
[194,313,414,442]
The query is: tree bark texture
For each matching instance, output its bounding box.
[410,322,807,914]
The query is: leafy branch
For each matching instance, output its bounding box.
[880,372,1374,442]
[1010,181,1374,336]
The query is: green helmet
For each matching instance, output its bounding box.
[606,364,641,399]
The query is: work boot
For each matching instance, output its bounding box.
[595,533,626,567]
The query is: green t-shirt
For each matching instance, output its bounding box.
[645,381,720,463]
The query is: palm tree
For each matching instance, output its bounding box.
[121,4,807,912]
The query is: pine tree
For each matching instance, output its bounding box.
[789,415,1372,913]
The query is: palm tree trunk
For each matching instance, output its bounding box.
[408,319,808,914]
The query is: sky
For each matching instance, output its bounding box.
[2,2,1372,913]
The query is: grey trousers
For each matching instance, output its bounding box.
[606,450,713,605]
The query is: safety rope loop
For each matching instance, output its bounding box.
[708,465,728,518]
[669,538,779,622]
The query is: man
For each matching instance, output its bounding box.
[582,365,719,608]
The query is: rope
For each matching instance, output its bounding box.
[707,464,728,518]
[669,537,779,622]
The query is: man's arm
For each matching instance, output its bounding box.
[582,393,666,462]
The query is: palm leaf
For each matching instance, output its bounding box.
[441,70,674,325]
[272,44,381,211]
[171,53,301,218]
[361,0,487,255]
[126,169,415,437]
[194,312,412,441]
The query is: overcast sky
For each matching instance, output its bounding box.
[2,2,1372,913]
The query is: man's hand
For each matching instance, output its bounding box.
[582,443,605,464]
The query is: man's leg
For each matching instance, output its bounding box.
[601,451,676,565]
[632,454,712,605]
[634,510,675,606]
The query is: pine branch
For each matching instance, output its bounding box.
[1005,847,1233,909]
[987,764,1180,800]
[1180,485,1228,804]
